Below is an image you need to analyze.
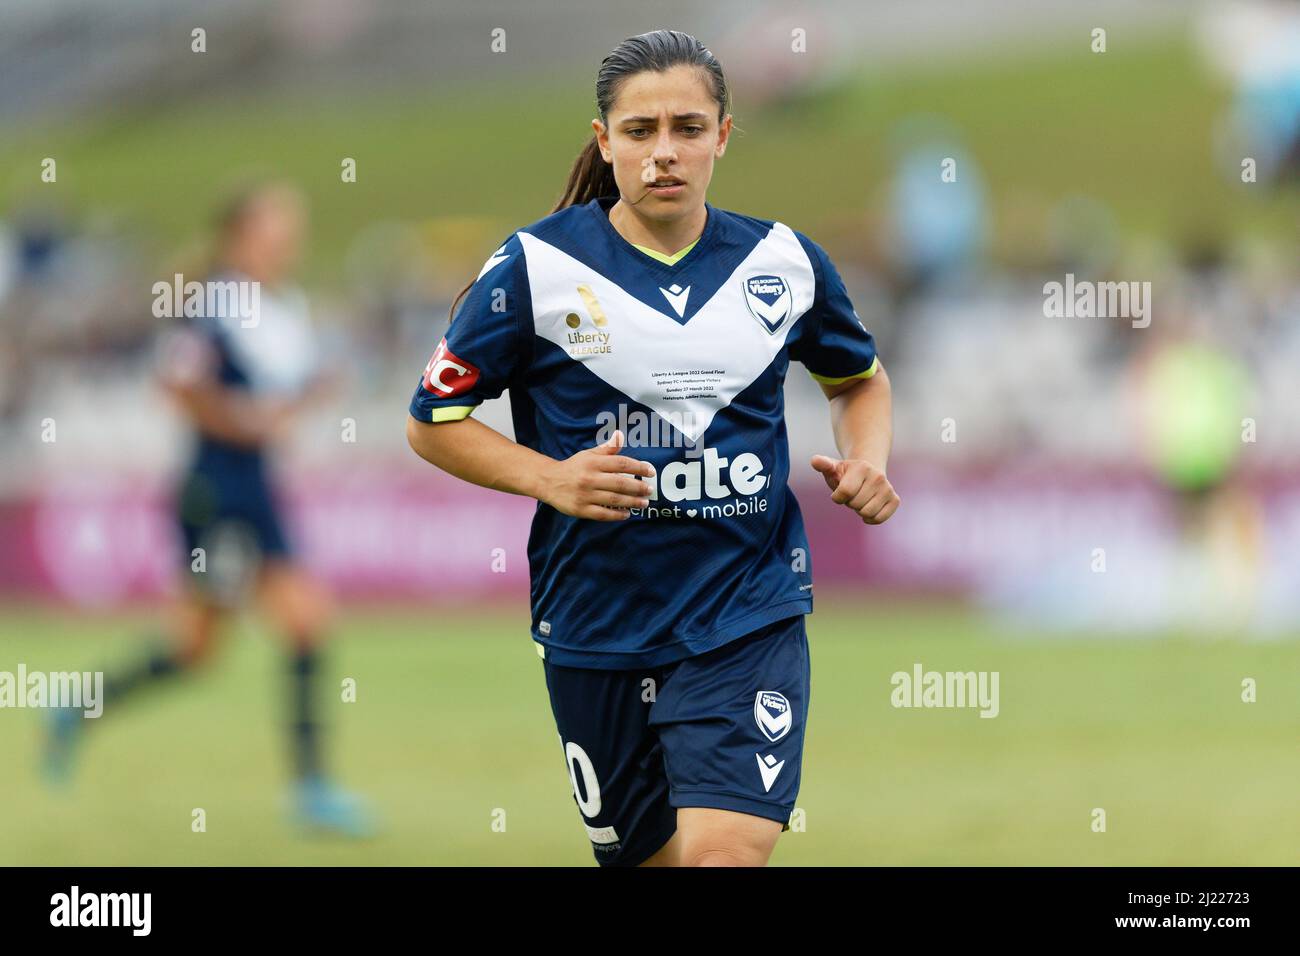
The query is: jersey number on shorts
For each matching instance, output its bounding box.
[563,739,602,818]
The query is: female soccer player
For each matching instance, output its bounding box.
[46,181,373,837]
[406,30,897,866]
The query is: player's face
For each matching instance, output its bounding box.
[232,189,307,282]
[594,65,731,222]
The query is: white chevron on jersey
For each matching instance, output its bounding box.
[517,223,816,444]
[216,281,318,395]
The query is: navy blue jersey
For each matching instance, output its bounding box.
[156,269,319,573]
[409,196,879,668]
[157,268,318,475]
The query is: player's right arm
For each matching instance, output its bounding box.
[404,235,652,521]
[155,322,297,448]
[406,417,652,521]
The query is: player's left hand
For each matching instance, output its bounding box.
[810,455,900,525]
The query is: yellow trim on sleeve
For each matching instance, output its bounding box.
[427,405,476,422]
[808,355,880,386]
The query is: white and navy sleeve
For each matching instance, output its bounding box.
[408,233,531,422]
[790,237,880,387]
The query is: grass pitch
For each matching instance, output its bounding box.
[2,598,1296,865]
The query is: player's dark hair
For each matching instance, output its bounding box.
[448,29,729,323]
[553,29,729,212]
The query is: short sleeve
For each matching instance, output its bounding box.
[408,234,530,423]
[790,237,880,386]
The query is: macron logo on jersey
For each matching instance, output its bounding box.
[659,283,690,318]
[421,337,480,397]
[756,752,786,792]
[478,244,511,280]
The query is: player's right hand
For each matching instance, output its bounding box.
[541,430,655,521]
[256,395,301,445]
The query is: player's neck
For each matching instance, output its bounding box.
[606,200,706,257]
[216,256,284,287]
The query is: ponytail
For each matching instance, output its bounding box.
[447,135,614,323]
[550,135,618,214]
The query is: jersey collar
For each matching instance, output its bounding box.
[588,194,717,275]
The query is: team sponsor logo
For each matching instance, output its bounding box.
[584,823,621,846]
[626,446,772,520]
[421,337,480,397]
[743,274,792,334]
[754,690,792,742]
[566,285,614,356]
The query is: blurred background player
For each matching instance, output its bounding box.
[1129,260,1260,631]
[43,180,375,838]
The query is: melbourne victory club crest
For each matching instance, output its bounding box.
[754,690,792,793]
[754,690,792,742]
[743,274,792,335]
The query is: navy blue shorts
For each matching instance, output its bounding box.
[541,614,811,867]
[176,466,292,598]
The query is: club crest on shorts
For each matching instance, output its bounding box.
[743,274,791,334]
[754,690,792,742]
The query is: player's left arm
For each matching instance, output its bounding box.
[793,236,899,525]
[812,363,899,525]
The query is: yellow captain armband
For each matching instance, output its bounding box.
[807,355,879,386]
[427,405,476,422]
